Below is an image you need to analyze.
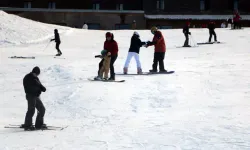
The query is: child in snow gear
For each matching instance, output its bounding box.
[208,21,217,42]
[146,26,167,73]
[98,32,118,80]
[95,50,111,80]
[123,31,146,74]
[183,21,191,47]
[50,29,62,56]
[22,66,47,131]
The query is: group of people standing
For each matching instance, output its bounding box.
[94,26,168,80]
[183,20,218,47]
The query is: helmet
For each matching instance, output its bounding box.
[150,26,158,34]
[54,29,58,32]
[133,31,139,36]
[106,32,112,38]
[101,49,107,56]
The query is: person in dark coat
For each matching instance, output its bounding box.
[123,31,146,74]
[50,29,62,56]
[208,21,217,42]
[97,32,118,80]
[22,66,46,130]
[183,21,191,47]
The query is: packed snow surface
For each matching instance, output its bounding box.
[1,11,250,150]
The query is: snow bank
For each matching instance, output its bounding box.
[0,11,70,46]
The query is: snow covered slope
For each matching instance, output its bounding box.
[1,12,250,150]
[0,11,70,46]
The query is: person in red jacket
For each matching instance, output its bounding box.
[98,32,118,80]
[146,26,167,73]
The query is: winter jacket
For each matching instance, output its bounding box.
[51,32,61,43]
[104,40,118,56]
[147,31,166,52]
[23,73,46,97]
[208,22,215,31]
[183,25,191,35]
[128,34,146,54]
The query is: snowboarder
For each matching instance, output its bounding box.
[98,32,118,80]
[95,50,111,80]
[208,21,217,43]
[50,29,62,56]
[22,66,47,131]
[183,21,191,47]
[123,31,146,74]
[145,26,167,73]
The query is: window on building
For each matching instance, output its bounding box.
[200,0,205,11]
[93,3,100,10]
[24,1,31,8]
[156,0,164,10]
[48,2,56,9]
[233,0,238,10]
[116,4,123,10]
[200,0,210,11]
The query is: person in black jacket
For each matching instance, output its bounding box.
[123,31,146,74]
[22,66,47,130]
[183,21,191,47]
[208,21,217,43]
[50,29,62,56]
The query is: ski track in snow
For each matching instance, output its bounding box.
[1,11,250,150]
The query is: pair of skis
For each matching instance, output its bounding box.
[4,124,68,131]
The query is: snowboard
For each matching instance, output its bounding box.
[197,41,221,45]
[88,78,125,82]
[5,124,68,131]
[9,56,35,59]
[117,71,175,75]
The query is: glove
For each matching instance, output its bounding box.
[41,85,46,92]
[189,32,191,35]
[50,39,53,42]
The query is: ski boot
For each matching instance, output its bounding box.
[137,68,142,74]
[94,76,102,80]
[24,125,36,131]
[35,124,48,130]
[149,69,157,73]
[123,67,128,74]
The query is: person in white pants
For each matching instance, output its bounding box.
[123,32,146,74]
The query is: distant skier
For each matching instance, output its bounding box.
[50,29,62,56]
[123,31,146,74]
[145,26,167,73]
[233,11,242,29]
[95,50,111,80]
[183,21,191,47]
[98,32,118,80]
[22,66,47,131]
[208,21,217,43]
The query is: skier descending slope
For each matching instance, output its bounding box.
[98,32,118,80]
[183,21,191,47]
[146,26,167,73]
[208,21,217,43]
[123,31,146,74]
[50,29,62,56]
[22,67,47,131]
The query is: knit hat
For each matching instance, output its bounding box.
[32,66,40,75]
[133,31,139,36]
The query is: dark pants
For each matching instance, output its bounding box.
[184,33,189,46]
[152,52,165,71]
[24,95,45,127]
[98,55,117,79]
[56,42,62,54]
[209,31,217,42]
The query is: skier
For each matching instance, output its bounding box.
[98,32,118,80]
[208,21,217,43]
[22,66,47,131]
[50,29,62,56]
[183,21,191,47]
[233,11,242,29]
[95,50,111,80]
[145,26,167,73]
[123,31,146,74]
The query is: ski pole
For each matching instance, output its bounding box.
[43,41,51,51]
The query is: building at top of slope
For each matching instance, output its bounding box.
[0,0,250,29]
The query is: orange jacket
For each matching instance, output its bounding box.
[148,31,166,52]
